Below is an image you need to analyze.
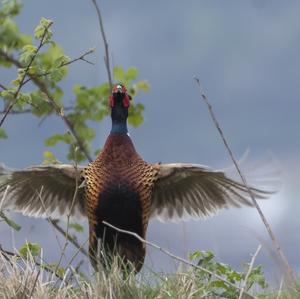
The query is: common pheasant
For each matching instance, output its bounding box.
[0,84,277,272]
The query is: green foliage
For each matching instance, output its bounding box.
[34,17,53,42]
[69,222,84,233]
[0,128,7,139]
[0,0,150,163]
[0,0,31,54]
[42,150,59,164]
[19,241,41,258]
[189,250,267,298]
[45,263,66,278]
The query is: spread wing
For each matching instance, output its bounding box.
[0,164,86,219]
[151,163,277,221]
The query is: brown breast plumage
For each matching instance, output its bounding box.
[83,133,159,271]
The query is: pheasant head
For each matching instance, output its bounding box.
[109,84,132,134]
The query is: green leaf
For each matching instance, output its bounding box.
[0,0,22,18]
[49,68,65,82]
[42,150,59,164]
[45,133,73,147]
[22,44,37,53]
[125,67,138,81]
[45,263,66,277]
[18,92,31,103]
[69,222,84,233]
[19,44,37,64]
[209,280,227,289]
[53,54,71,67]
[0,211,21,231]
[113,66,125,82]
[34,17,53,42]
[136,80,150,92]
[19,242,41,258]
[0,89,16,100]
[128,103,144,127]
[0,18,31,50]
[0,128,7,139]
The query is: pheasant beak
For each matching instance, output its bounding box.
[115,85,123,94]
[109,84,131,108]
[112,84,125,96]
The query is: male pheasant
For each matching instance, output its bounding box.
[0,84,277,272]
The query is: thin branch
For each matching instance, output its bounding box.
[102,221,256,299]
[91,0,113,91]
[55,157,81,271]
[0,21,53,128]
[22,48,95,85]
[49,219,88,258]
[65,238,89,271]
[63,48,95,67]
[34,185,88,259]
[42,93,93,162]
[238,245,262,299]
[193,77,295,283]
[0,83,7,90]
[0,106,74,115]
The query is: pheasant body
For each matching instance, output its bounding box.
[0,84,279,273]
[84,133,158,270]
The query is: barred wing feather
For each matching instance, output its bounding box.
[0,164,86,218]
[151,163,276,221]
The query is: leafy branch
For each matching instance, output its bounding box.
[22,48,95,85]
[0,19,53,127]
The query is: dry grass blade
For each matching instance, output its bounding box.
[193,77,295,283]
[102,221,256,299]
[0,246,63,280]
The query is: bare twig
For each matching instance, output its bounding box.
[0,106,74,115]
[238,245,262,299]
[102,221,256,299]
[22,48,95,85]
[56,157,81,271]
[91,0,113,91]
[194,77,295,282]
[0,83,7,90]
[43,93,93,162]
[0,21,53,128]
[65,238,89,271]
[49,219,88,257]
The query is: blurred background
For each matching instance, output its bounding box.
[1,0,300,284]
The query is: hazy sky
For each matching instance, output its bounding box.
[1,1,300,283]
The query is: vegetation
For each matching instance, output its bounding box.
[0,0,149,162]
[1,247,299,298]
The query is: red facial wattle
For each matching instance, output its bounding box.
[122,94,130,107]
